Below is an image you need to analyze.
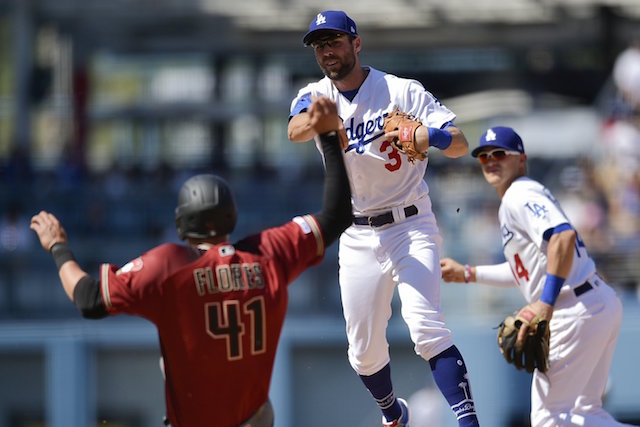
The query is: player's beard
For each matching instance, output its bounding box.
[318,50,357,81]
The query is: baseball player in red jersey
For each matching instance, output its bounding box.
[30,97,352,427]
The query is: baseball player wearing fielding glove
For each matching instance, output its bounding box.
[441,127,636,427]
[289,10,480,427]
[497,306,550,373]
[382,107,428,163]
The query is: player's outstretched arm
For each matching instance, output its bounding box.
[30,211,86,300]
[308,97,352,246]
[441,258,518,288]
[30,211,108,318]
[289,110,350,149]
[440,257,475,283]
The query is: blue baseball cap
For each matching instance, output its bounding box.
[303,11,358,46]
[471,126,525,157]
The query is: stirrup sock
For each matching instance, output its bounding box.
[359,363,402,422]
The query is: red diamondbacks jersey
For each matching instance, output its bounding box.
[98,215,324,427]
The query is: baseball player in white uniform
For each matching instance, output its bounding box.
[288,10,480,427]
[441,126,637,427]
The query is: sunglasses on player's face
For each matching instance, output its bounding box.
[310,33,348,51]
[477,148,521,165]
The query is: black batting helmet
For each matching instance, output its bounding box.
[174,174,238,240]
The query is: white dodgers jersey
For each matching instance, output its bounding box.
[499,177,596,302]
[290,67,456,215]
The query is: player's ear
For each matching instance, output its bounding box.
[519,153,527,166]
[519,153,528,174]
[353,36,361,54]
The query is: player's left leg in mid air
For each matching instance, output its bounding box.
[428,345,479,426]
[398,278,480,426]
[392,225,480,426]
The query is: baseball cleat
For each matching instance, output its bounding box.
[382,398,409,427]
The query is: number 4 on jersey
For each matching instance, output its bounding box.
[513,253,529,282]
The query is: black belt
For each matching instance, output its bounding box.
[353,205,418,227]
[573,281,594,297]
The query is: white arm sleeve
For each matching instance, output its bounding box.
[474,262,517,288]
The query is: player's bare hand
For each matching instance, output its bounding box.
[308,96,349,148]
[30,211,68,251]
[308,96,338,133]
[440,257,465,283]
[514,302,553,350]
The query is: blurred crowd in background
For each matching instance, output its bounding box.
[0,4,639,426]
[0,3,638,320]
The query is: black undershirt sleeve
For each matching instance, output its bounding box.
[72,275,109,319]
[314,131,353,247]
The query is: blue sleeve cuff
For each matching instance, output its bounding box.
[427,127,452,150]
[542,223,572,241]
[441,121,455,129]
[290,93,312,118]
[540,273,566,305]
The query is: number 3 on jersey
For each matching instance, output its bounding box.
[380,140,402,171]
[206,296,266,361]
[512,253,530,282]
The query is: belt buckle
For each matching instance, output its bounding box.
[368,216,375,227]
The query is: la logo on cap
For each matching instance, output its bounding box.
[316,13,326,25]
[485,129,497,142]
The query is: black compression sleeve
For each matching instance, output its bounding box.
[314,131,352,246]
[72,275,109,319]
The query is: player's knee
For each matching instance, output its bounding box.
[530,408,565,427]
[348,350,389,376]
[415,335,454,361]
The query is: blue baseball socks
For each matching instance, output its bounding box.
[430,345,479,426]
[359,363,403,422]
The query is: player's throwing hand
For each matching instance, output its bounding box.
[30,211,68,251]
[308,96,341,135]
[288,10,479,427]
[30,115,354,426]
